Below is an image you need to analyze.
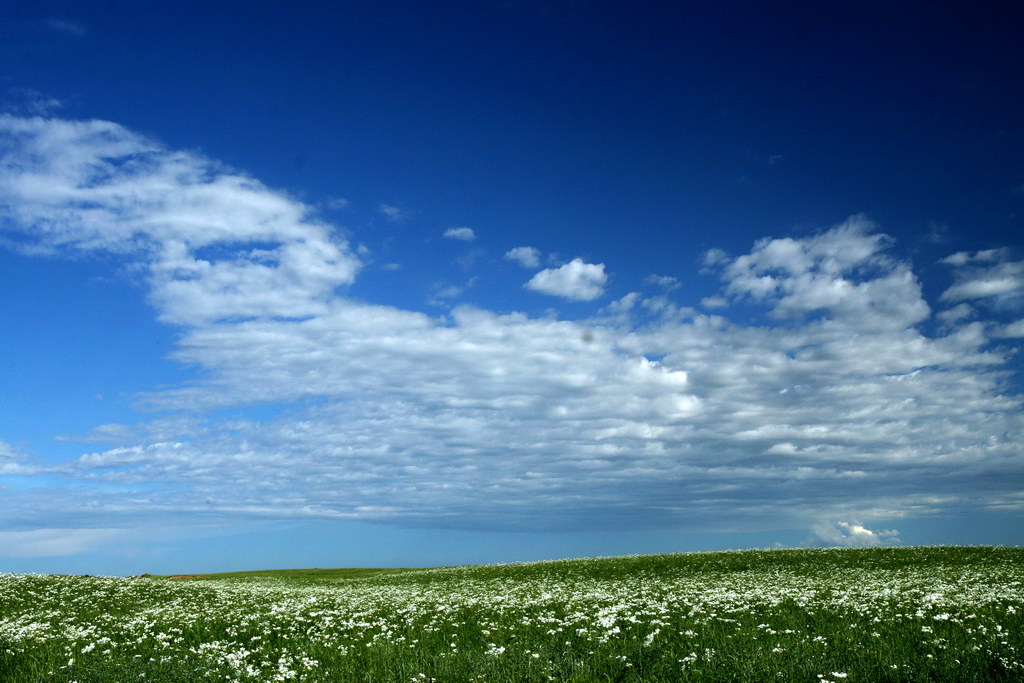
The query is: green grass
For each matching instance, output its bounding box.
[1,546,1021,682]
[146,567,419,582]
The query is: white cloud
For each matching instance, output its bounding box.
[443,226,476,241]
[702,248,729,267]
[937,303,975,326]
[940,252,971,266]
[525,258,607,301]
[80,265,1016,533]
[0,440,38,475]
[994,319,1024,338]
[604,292,639,316]
[504,246,541,269]
[1,116,1022,538]
[429,278,476,304]
[645,274,681,291]
[700,295,728,309]
[434,285,463,299]
[941,251,1024,303]
[0,115,361,326]
[940,249,1005,266]
[810,521,901,548]
[0,440,18,460]
[712,216,930,329]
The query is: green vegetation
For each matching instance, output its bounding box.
[1,546,1022,681]
[148,567,418,582]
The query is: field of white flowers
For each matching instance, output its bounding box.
[1,546,1021,682]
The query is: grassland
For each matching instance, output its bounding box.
[1,546,1021,681]
[148,568,417,582]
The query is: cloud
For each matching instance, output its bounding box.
[645,274,681,291]
[378,203,406,221]
[924,221,952,245]
[443,226,476,241]
[994,319,1024,338]
[324,197,350,210]
[429,277,477,304]
[525,258,607,301]
[4,88,64,116]
[0,114,361,326]
[505,246,541,269]
[700,295,728,309]
[937,303,975,327]
[702,248,729,268]
[940,250,1024,305]
[1,116,1022,538]
[712,216,930,329]
[810,521,901,548]
[0,440,38,475]
[941,249,1006,266]
[0,528,125,557]
[45,18,87,36]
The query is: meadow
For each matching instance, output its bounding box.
[1,546,1021,682]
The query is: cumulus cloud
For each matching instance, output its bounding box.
[525,258,607,301]
[709,216,931,329]
[443,226,476,241]
[1,116,1022,539]
[810,521,901,548]
[504,246,541,269]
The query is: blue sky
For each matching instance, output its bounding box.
[1,0,1022,575]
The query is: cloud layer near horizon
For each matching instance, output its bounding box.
[1,115,1022,544]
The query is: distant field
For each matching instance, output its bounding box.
[1,546,1022,682]
[148,567,419,581]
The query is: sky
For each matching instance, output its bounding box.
[0,0,1022,575]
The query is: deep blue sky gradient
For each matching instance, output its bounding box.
[1,0,1022,573]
